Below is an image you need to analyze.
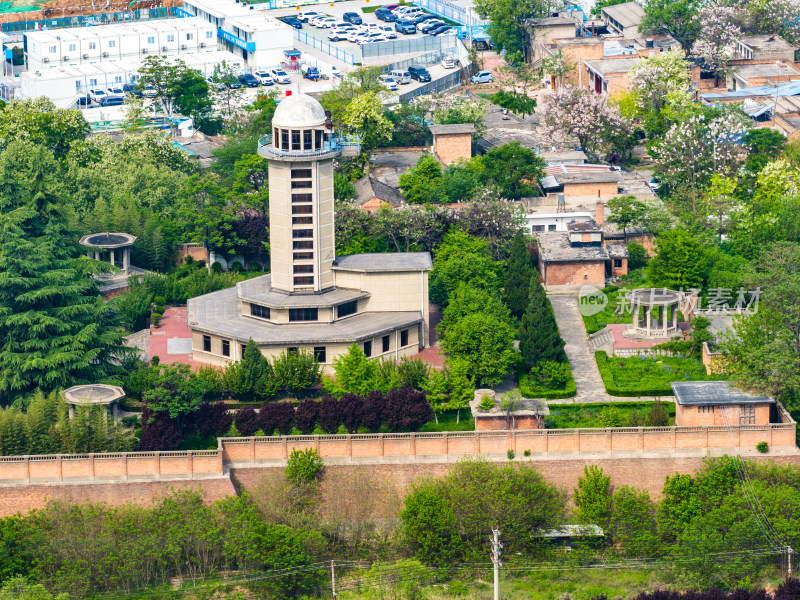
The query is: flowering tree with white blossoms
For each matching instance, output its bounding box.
[691,2,742,84]
[539,85,634,162]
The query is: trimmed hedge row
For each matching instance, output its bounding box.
[518,370,577,400]
[595,351,675,397]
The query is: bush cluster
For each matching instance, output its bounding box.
[595,351,712,397]
[234,387,433,436]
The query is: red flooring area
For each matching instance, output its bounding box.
[608,323,690,350]
[149,306,205,368]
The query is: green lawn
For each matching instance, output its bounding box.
[582,287,635,334]
[596,352,715,396]
[546,401,675,429]
[419,409,475,432]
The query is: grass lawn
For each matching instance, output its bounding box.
[582,286,634,334]
[419,409,475,432]
[546,401,675,429]
[597,352,715,396]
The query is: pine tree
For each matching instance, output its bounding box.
[518,274,566,370]
[0,141,126,404]
[235,339,276,401]
[503,231,533,319]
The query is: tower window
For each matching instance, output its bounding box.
[292,217,313,225]
[291,130,301,150]
[289,308,318,321]
[337,300,358,319]
[315,130,322,148]
[293,229,313,239]
[292,204,312,214]
[292,168,312,178]
[291,180,312,189]
[293,240,313,250]
[294,252,314,260]
[292,193,312,203]
[250,304,270,319]
[303,130,313,149]
[280,129,289,149]
[294,276,314,285]
[293,264,314,274]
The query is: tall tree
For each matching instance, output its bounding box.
[518,274,566,369]
[476,141,546,199]
[0,141,125,404]
[473,0,557,59]
[399,154,446,205]
[639,0,701,52]
[647,228,707,289]
[503,232,533,319]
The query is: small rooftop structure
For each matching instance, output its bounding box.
[430,124,475,165]
[80,232,136,249]
[671,381,780,427]
[731,62,800,89]
[736,35,798,61]
[332,252,433,272]
[601,1,644,35]
[272,93,328,128]
[469,389,549,431]
[62,384,125,420]
[79,232,139,288]
[671,381,774,406]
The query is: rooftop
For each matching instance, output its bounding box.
[272,93,327,128]
[332,252,433,272]
[601,2,644,28]
[63,384,125,405]
[237,275,369,309]
[733,62,800,81]
[536,231,627,262]
[354,176,405,208]
[79,232,137,248]
[739,34,796,53]
[584,57,641,77]
[527,16,576,27]
[429,124,476,135]
[671,381,775,406]
[629,288,682,306]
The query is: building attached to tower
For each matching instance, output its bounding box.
[187,94,431,369]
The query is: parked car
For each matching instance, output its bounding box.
[301,64,320,80]
[227,79,242,89]
[328,28,353,41]
[395,19,417,34]
[207,77,226,91]
[407,65,431,82]
[270,69,291,84]
[472,37,493,50]
[254,70,274,85]
[412,13,436,23]
[88,88,107,102]
[390,69,411,84]
[350,31,371,43]
[106,86,125,97]
[279,15,303,28]
[346,29,368,42]
[441,56,456,69]
[378,74,399,91]
[359,32,386,44]
[375,7,397,21]
[309,15,328,26]
[238,73,260,87]
[99,95,124,106]
[420,19,444,32]
[121,83,142,97]
[298,10,321,22]
[342,11,363,24]
[648,177,660,192]
[470,70,493,84]
[384,3,400,10]
[426,23,452,35]
[395,6,423,16]
[378,25,397,38]
[432,26,455,35]
[317,17,337,28]
[76,95,92,106]
[142,85,157,97]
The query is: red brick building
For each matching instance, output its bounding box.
[671,381,775,427]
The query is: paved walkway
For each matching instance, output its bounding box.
[549,295,614,403]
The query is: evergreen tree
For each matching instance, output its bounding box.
[229,339,276,401]
[518,274,566,369]
[0,141,125,404]
[503,232,533,319]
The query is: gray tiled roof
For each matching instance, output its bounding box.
[332,252,433,272]
[429,124,476,135]
[671,381,774,406]
[601,1,644,27]
[188,286,423,344]
[237,274,369,308]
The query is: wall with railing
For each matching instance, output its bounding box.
[2,6,187,34]
[361,33,461,61]
[412,0,487,28]
[294,29,357,65]
[399,69,464,102]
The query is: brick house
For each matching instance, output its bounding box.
[354,176,405,213]
[601,1,644,37]
[584,57,641,94]
[429,124,475,165]
[729,62,800,90]
[734,35,798,63]
[540,164,622,199]
[672,381,778,427]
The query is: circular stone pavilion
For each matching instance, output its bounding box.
[62,384,125,420]
[626,288,682,338]
[79,232,137,274]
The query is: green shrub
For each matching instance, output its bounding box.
[151,313,162,327]
[529,361,571,390]
[285,448,324,485]
[507,449,515,460]
[756,441,769,453]
[627,242,648,270]
[153,296,166,306]
[523,449,531,456]
[595,351,713,396]
[479,395,494,411]
[519,363,577,399]
[600,406,625,427]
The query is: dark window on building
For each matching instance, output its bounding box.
[291,130,301,150]
[292,193,312,203]
[280,129,289,149]
[315,130,322,148]
[289,307,318,321]
[241,344,246,357]
[613,259,622,268]
[291,180,312,189]
[222,340,230,357]
[292,216,313,225]
[303,130,313,150]
[337,300,358,319]
[293,229,313,238]
[288,347,299,354]
[292,168,312,178]
[364,340,372,357]
[548,224,557,231]
[294,252,314,260]
[532,225,545,232]
[699,406,714,414]
[314,346,326,363]
[250,304,270,319]
[401,329,409,347]
[292,204,313,214]
[740,404,755,425]
[202,335,211,352]
[293,240,313,250]
[382,335,390,353]
[294,264,314,274]
[294,276,314,286]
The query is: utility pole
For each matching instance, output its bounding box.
[788,546,793,577]
[491,529,502,600]
[330,559,337,599]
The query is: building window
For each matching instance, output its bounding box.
[699,406,714,414]
[222,340,230,357]
[293,204,313,214]
[49,45,57,53]
[89,78,98,86]
[532,225,545,232]
[314,346,326,363]
[186,33,194,40]
[294,264,314,274]
[401,329,409,347]
[293,240,313,250]
[382,335,390,353]
[202,335,211,352]
[548,224,557,231]
[337,300,358,319]
[293,229,313,239]
[364,340,372,357]
[289,308,318,321]
[294,276,314,285]
[68,43,77,52]
[167,34,175,42]
[114,75,122,83]
[740,404,755,425]
[292,216,313,225]
[294,252,314,260]
[291,180,312,189]
[292,168,312,178]
[613,259,623,268]
[281,129,289,149]
[292,130,301,150]
[108,40,116,48]
[303,130,313,150]
[250,304,270,319]
[288,347,298,354]
[89,42,96,49]
[147,36,155,44]
[206,30,214,38]
[292,193,313,203]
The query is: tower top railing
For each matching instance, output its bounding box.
[257,133,361,159]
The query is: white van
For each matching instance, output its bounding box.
[395,6,423,16]
[390,69,411,84]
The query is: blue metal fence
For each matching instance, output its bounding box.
[2,6,187,34]
[412,0,487,28]
[294,29,357,65]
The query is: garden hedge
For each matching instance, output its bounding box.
[519,371,577,400]
[595,351,675,397]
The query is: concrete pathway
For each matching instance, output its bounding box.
[549,295,613,403]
